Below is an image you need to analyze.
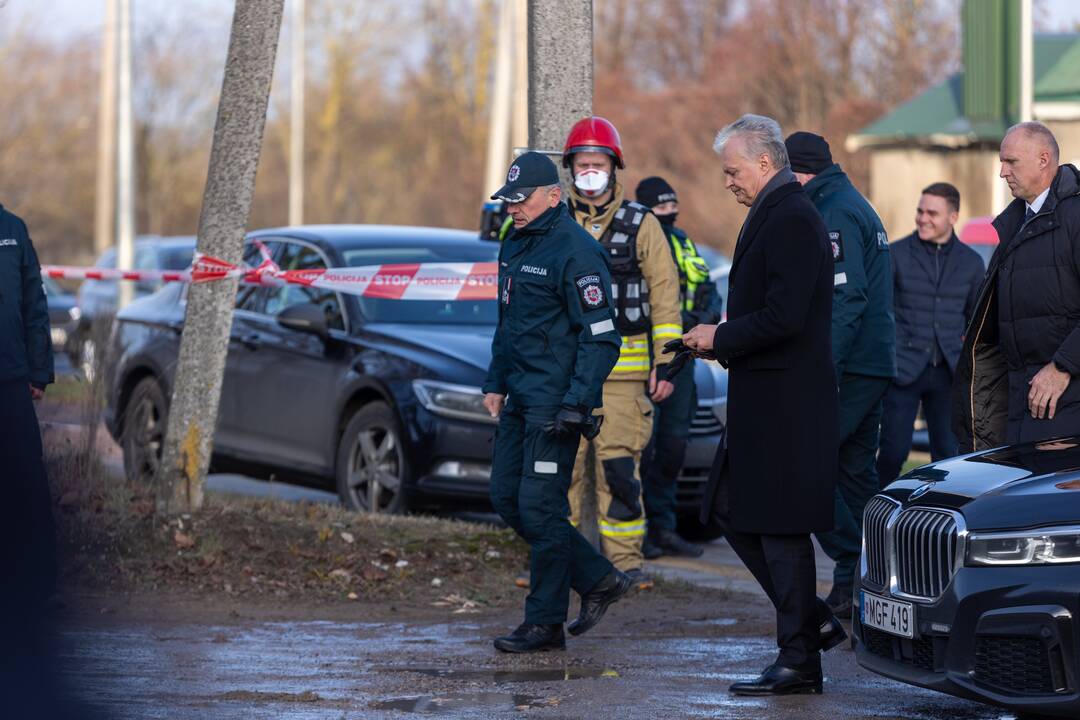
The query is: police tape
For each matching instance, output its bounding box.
[41,254,499,301]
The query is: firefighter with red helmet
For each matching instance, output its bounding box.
[563,116,683,588]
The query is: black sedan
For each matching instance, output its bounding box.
[104,225,726,515]
[853,439,1080,718]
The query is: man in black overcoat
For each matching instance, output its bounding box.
[683,114,845,696]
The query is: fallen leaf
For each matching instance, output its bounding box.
[347,592,358,601]
[340,532,355,544]
[430,577,443,587]
[173,531,195,549]
[317,527,333,543]
[484,550,501,560]
[395,560,409,569]
[361,564,388,582]
[378,548,398,563]
[329,568,352,581]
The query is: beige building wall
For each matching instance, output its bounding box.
[864,118,1080,243]
[866,147,998,242]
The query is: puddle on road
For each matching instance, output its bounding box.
[379,666,619,683]
[687,617,739,627]
[371,692,550,713]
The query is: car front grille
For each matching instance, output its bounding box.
[689,402,723,435]
[893,508,958,600]
[861,496,961,601]
[862,495,898,588]
[861,626,940,672]
[974,635,1058,695]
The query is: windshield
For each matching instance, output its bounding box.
[160,245,195,270]
[343,243,499,324]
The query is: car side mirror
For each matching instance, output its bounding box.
[277,302,328,339]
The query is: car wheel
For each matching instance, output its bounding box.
[335,402,411,514]
[676,514,725,543]
[122,376,168,484]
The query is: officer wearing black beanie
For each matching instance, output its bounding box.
[784,131,896,620]
[634,176,723,559]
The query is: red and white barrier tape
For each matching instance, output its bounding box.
[42,254,498,301]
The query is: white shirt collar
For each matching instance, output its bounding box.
[1027,186,1051,215]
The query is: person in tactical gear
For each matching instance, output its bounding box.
[562,117,683,589]
[484,151,632,653]
[635,176,722,559]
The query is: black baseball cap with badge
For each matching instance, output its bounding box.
[492,151,560,203]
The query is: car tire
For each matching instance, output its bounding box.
[335,402,411,514]
[676,514,725,543]
[121,376,169,484]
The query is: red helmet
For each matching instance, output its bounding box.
[562,116,625,169]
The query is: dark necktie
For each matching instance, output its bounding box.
[1025,206,1036,223]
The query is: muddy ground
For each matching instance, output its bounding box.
[49,583,1013,720]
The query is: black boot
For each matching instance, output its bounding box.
[729,664,823,696]
[820,611,848,652]
[567,569,632,636]
[493,623,565,653]
[642,534,663,560]
[654,528,704,558]
[825,584,853,619]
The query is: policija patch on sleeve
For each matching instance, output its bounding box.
[828,231,844,263]
[575,273,609,311]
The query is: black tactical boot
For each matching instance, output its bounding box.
[825,584,853,619]
[493,623,565,653]
[567,569,632,636]
[654,528,704,558]
[642,534,663,560]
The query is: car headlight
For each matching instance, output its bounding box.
[966,526,1080,566]
[412,380,496,425]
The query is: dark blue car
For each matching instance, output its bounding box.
[104,225,725,517]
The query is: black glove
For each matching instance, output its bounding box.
[544,405,604,440]
[661,338,694,381]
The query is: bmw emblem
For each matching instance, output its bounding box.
[909,482,935,501]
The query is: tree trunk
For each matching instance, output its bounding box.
[156,0,285,513]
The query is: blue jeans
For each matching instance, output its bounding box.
[876,363,958,487]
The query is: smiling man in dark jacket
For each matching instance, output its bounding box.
[785,132,895,619]
[0,203,56,612]
[877,184,984,485]
[955,122,1080,450]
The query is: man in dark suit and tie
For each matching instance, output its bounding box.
[683,114,845,696]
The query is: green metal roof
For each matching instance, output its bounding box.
[849,34,1080,150]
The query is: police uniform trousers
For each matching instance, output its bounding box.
[0,380,57,610]
[489,402,612,625]
[814,372,891,589]
[570,380,653,571]
[641,362,696,533]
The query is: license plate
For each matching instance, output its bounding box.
[861,591,914,639]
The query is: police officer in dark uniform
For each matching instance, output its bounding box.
[483,152,632,653]
[635,177,722,558]
[0,203,56,614]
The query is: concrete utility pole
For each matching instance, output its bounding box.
[289,0,305,226]
[526,0,596,539]
[482,0,514,199]
[527,0,591,181]
[116,0,135,308]
[94,0,118,257]
[157,0,285,513]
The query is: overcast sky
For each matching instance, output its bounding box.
[7,0,1080,43]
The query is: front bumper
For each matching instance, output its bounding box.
[854,565,1080,717]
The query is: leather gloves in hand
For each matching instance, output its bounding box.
[544,405,604,440]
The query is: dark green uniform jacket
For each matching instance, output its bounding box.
[0,204,53,387]
[483,203,620,410]
[804,165,896,381]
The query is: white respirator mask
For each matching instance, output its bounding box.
[574,169,610,198]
